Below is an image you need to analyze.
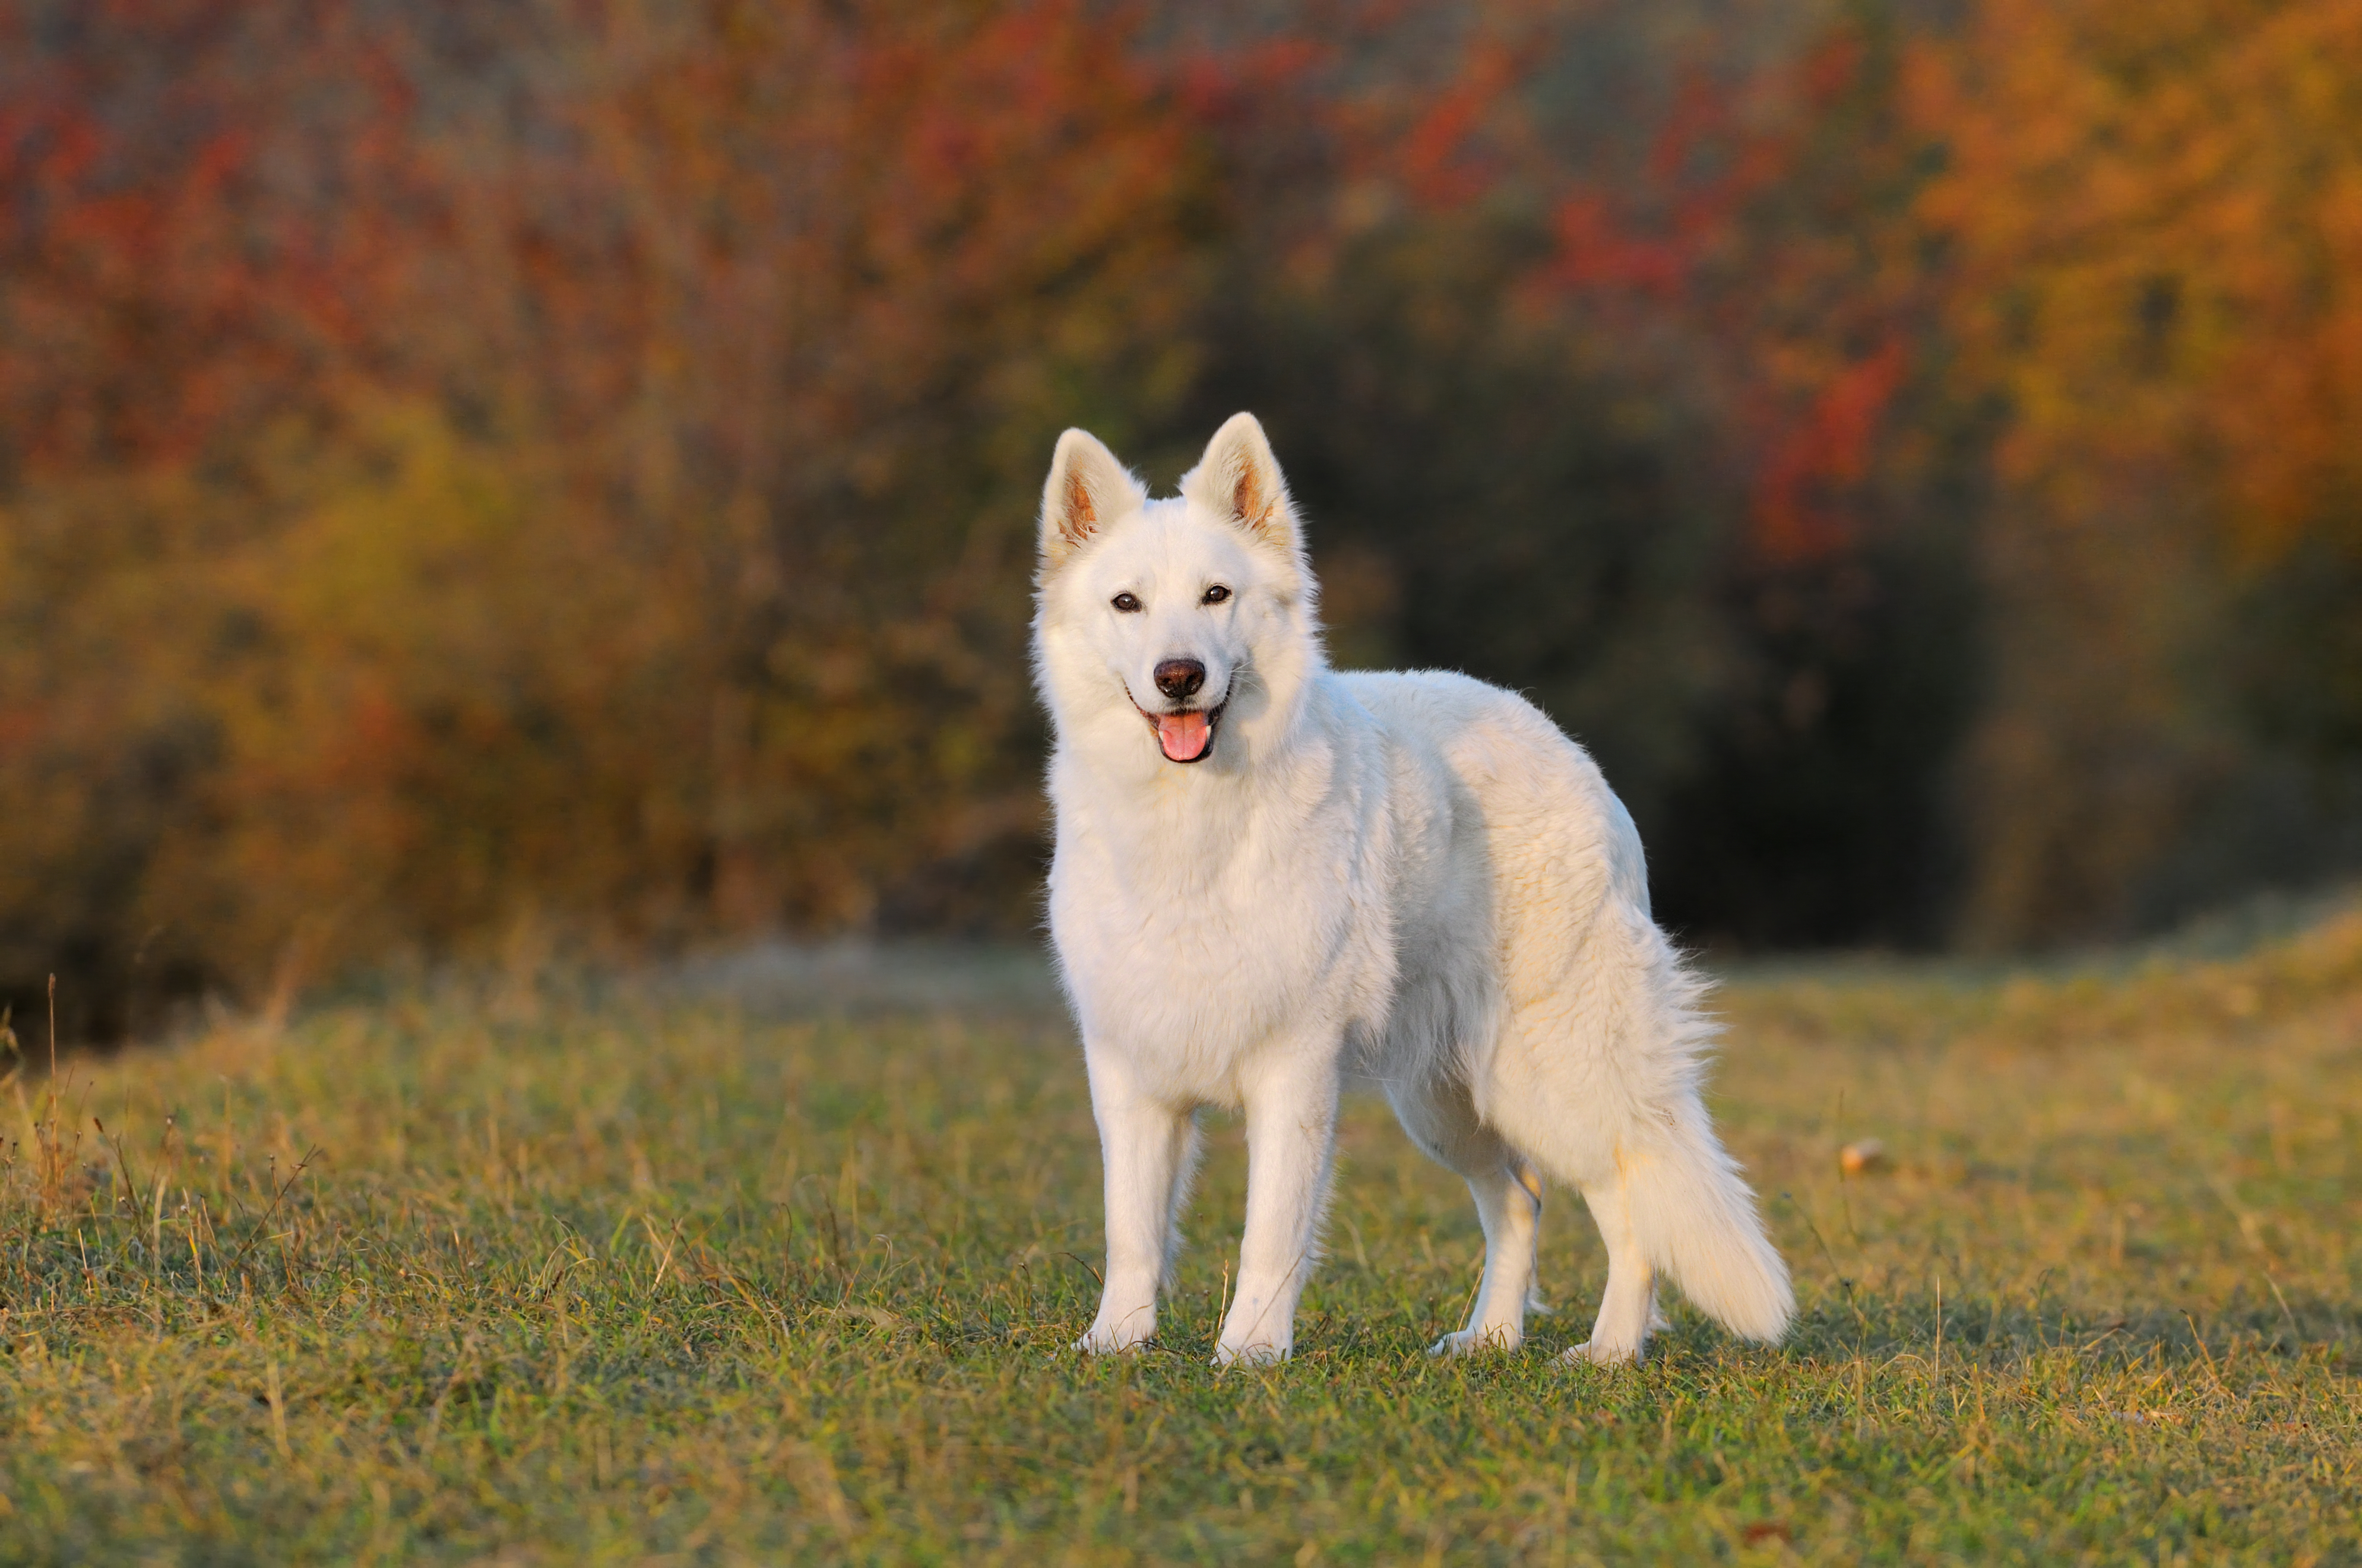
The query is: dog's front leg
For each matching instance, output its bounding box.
[1078,1044,1195,1354]
[1215,1051,1340,1367]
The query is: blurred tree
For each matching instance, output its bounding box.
[0,0,1215,1032]
[1281,1,1981,946]
[1522,7,1986,946]
[1910,0,2362,943]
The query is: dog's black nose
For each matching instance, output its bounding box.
[1154,658,1206,701]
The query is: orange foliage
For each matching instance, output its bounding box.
[1910,0,2362,559]
[0,0,1214,1028]
[1898,0,2362,942]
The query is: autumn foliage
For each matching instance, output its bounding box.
[5,0,2361,1032]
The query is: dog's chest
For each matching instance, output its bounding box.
[1049,790,1388,1081]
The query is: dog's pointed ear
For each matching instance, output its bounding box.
[1183,413,1299,552]
[1039,428,1145,571]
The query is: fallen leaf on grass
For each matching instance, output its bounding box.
[1839,1139,1886,1175]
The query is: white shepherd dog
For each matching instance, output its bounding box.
[1034,413,1793,1368]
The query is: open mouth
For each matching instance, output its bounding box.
[1137,700,1226,764]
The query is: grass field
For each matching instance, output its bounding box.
[0,914,2356,1564]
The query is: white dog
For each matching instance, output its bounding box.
[1034,413,1792,1367]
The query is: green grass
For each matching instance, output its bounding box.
[0,917,2357,1565]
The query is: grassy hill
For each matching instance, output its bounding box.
[0,913,2355,1562]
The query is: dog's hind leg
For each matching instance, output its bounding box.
[1078,1044,1198,1355]
[1563,1176,1659,1366]
[1385,1071,1540,1356]
[1440,1157,1544,1356]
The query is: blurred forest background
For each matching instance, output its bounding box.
[6,0,2362,1037]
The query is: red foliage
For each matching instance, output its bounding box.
[1750,338,1908,562]
[0,1,426,474]
[1533,36,1921,562]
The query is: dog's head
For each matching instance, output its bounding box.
[1033,413,1316,768]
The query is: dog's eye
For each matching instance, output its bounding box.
[1202,585,1231,606]
[1111,592,1142,613]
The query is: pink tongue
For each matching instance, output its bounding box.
[1155,711,1211,761]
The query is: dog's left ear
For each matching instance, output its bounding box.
[1183,413,1301,553]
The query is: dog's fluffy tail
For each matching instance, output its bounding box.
[1621,946,1794,1344]
[1625,1119,1794,1342]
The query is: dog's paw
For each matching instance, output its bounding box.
[1075,1317,1154,1355]
[1560,1338,1643,1367]
[1427,1326,1521,1358]
[1211,1338,1290,1369]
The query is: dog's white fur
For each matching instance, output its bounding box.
[1034,414,1793,1367]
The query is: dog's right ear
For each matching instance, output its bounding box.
[1039,429,1145,572]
